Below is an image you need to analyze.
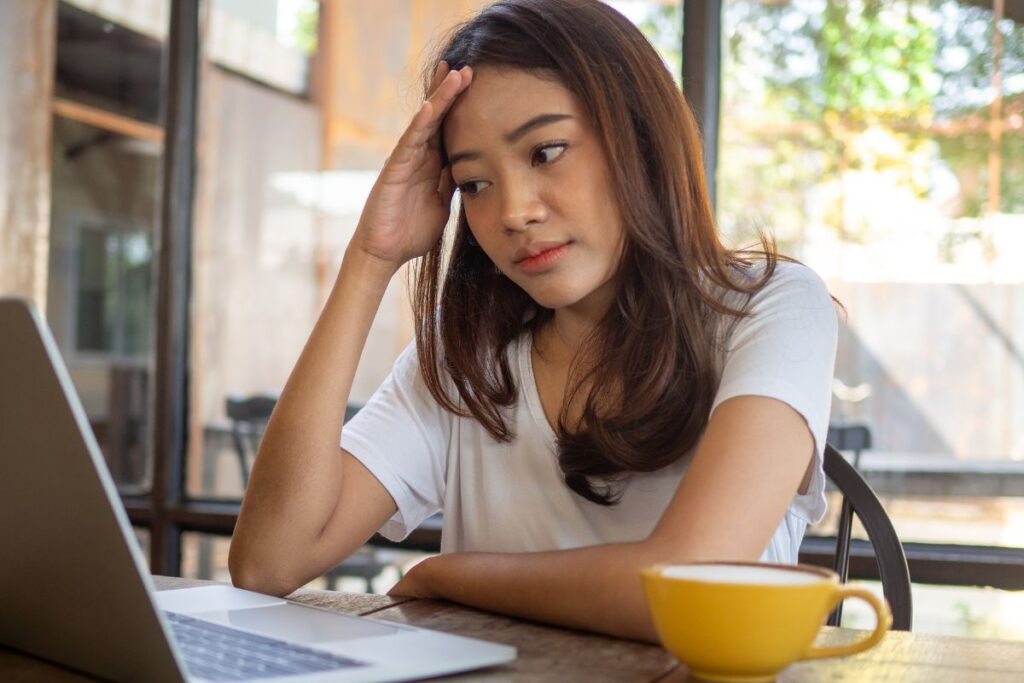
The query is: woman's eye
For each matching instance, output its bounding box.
[457,180,489,196]
[531,143,567,166]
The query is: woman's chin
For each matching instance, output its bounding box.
[519,277,616,317]
[524,288,586,312]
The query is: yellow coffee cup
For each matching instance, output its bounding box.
[641,561,892,682]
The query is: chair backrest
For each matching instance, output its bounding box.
[827,422,872,453]
[225,395,277,485]
[224,396,365,486]
[824,443,913,630]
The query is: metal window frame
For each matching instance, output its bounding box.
[143,0,200,575]
[682,0,721,209]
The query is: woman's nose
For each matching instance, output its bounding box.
[499,181,547,233]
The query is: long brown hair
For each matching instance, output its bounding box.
[412,0,777,505]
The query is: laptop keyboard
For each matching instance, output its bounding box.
[164,611,368,681]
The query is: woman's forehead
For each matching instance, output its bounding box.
[442,66,582,148]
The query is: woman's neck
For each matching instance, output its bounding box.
[533,277,618,366]
[535,310,598,367]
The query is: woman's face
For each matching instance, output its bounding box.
[443,67,625,318]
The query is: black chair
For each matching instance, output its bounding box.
[225,395,278,487]
[823,443,912,630]
[225,396,386,592]
[827,422,872,467]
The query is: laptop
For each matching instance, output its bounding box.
[0,297,515,682]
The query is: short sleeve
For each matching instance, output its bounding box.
[340,341,451,541]
[711,262,838,524]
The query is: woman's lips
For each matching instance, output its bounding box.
[516,243,571,274]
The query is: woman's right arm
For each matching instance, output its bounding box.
[228,63,473,596]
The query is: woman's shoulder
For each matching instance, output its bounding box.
[760,260,830,301]
[391,338,453,392]
[392,338,423,374]
[711,260,837,352]
[723,260,832,311]
[741,261,838,344]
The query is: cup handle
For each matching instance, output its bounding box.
[800,585,893,661]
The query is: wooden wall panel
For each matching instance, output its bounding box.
[320,0,488,170]
[0,2,56,306]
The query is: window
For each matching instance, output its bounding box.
[607,0,684,84]
[208,0,320,96]
[47,2,165,493]
[719,0,1024,636]
[73,223,153,357]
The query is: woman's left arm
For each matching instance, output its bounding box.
[389,393,815,642]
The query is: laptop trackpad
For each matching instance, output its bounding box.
[202,603,401,643]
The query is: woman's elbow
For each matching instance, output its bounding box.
[227,542,296,597]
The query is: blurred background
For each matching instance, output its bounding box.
[1,0,1021,640]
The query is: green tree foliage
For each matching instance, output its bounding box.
[641,0,1024,247]
[292,0,319,57]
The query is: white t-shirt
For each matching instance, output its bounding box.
[341,262,838,563]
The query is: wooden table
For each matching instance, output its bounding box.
[3,576,1024,682]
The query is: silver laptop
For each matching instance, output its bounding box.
[0,297,515,682]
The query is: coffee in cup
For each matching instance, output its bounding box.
[641,562,892,682]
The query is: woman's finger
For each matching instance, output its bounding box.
[391,67,473,166]
[411,67,474,145]
[428,60,449,95]
[431,65,472,117]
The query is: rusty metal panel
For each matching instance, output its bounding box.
[320,0,489,170]
[0,1,56,307]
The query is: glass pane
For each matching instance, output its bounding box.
[180,533,232,583]
[720,0,1024,557]
[45,5,164,494]
[74,226,117,352]
[180,532,425,593]
[605,1,683,85]
[134,526,151,570]
[811,491,1024,553]
[186,65,328,499]
[187,2,432,499]
[56,2,165,124]
[208,0,319,95]
[716,2,1024,516]
[839,580,1024,640]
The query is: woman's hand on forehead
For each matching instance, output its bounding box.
[347,61,473,270]
[391,61,473,169]
[391,60,474,210]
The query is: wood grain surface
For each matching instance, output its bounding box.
[4,576,1024,682]
[367,598,676,682]
[657,627,1024,683]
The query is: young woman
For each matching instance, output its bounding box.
[229,0,838,643]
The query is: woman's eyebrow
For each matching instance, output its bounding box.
[449,113,574,168]
[504,113,573,143]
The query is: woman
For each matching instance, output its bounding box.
[229,0,837,643]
